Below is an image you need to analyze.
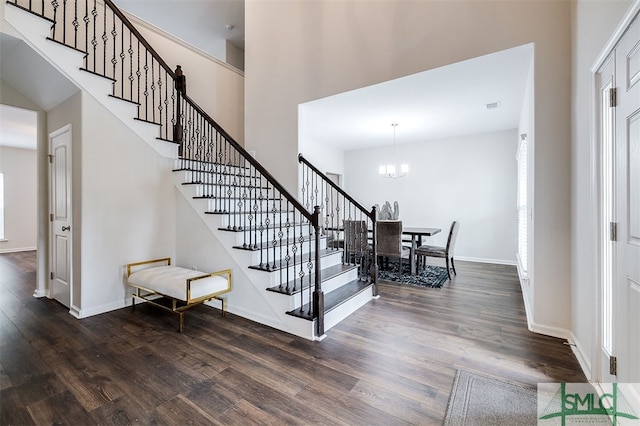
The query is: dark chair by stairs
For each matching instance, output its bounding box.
[416,220,460,280]
[376,220,405,272]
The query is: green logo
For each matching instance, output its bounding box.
[538,383,639,425]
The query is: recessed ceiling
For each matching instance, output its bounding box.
[300,43,534,151]
[0,104,37,150]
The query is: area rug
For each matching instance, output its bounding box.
[444,369,538,426]
[377,259,449,288]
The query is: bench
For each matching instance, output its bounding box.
[126,258,232,332]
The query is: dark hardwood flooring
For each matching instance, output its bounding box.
[0,251,585,425]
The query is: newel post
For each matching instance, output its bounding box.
[312,205,325,338]
[174,65,186,154]
[371,206,379,297]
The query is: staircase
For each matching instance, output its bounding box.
[3,0,378,340]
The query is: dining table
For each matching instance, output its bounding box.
[401,227,442,275]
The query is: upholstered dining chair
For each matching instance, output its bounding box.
[376,220,404,271]
[416,220,460,280]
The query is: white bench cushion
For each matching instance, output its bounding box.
[128,265,229,301]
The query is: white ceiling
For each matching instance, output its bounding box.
[301,43,533,151]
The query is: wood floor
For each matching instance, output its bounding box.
[0,251,585,425]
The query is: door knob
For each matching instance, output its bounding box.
[62,225,71,232]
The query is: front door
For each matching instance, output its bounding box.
[49,125,72,308]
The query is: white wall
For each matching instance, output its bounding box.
[47,90,177,317]
[571,0,633,379]
[0,146,37,252]
[344,130,517,264]
[78,92,176,317]
[127,13,245,146]
[246,0,573,336]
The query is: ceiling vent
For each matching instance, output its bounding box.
[486,101,501,110]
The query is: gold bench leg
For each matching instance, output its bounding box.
[215,296,226,317]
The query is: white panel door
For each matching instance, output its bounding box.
[49,125,72,308]
[614,13,640,391]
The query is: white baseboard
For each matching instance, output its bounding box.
[0,246,37,254]
[32,288,48,298]
[74,298,129,319]
[528,320,571,340]
[568,332,593,381]
[455,256,517,266]
[69,304,82,319]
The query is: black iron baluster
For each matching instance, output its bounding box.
[101,1,106,75]
[205,120,212,198]
[51,0,58,41]
[306,222,312,316]
[297,221,304,313]
[216,137,223,212]
[284,206,291,292]
[128,31,133,102]
[143,51,149,121]
[271,187,277,270]
[91,0,96,72]
[150,60,156,122]
[83,0,89,66]
[232,149,239,231]
[72,0,78,48]
[258,185,265,268]
[264,182,271,269]
[136,40,140,108]
[111,9,117,84]
[119,20,124,97]
[163,71,169,139]
[292,214,298,293]
[62,0,67,44]
[277,196,283,286]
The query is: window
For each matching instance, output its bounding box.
[516,134,528,277]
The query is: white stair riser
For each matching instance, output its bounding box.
[321,269,361,294]
[323,286,374,333]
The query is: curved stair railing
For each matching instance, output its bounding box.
[7,0,332,336]
[298,154,378,296]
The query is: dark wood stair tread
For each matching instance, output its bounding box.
[285,279,372,320]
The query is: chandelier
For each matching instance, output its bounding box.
[379,123,408,178]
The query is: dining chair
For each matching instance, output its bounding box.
[376,220,404,272]
[415,220,459,280]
